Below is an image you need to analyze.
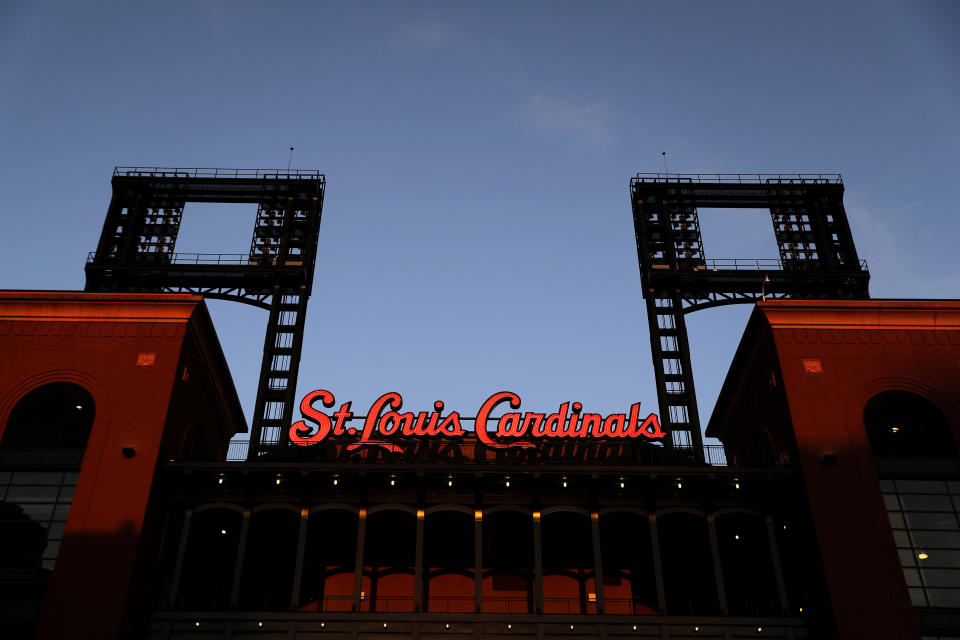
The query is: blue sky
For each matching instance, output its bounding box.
[1,1,958,443]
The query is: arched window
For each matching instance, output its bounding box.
[239,508,300,610]
[600,511,657,615]
[363,509,416,612]
[2,382,95,457]
[482,510,534,613]
[177,508,242,610]
[299,508,358,612]
[715,512,779,615]
[866,390,960,609]
[864,390,957,459]
[542,511,594,614]
[0,383,95,573]
[657,512,719,615]
[424,509,474,613]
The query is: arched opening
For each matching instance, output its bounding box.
[0,382,95,574]
[600,511,657,615]
[715,512,779,615]
[658,512,719,615]
[542,511,595,613]
[866,390,960,608]
[363,509,415,612]
[238,508,300,610]
[424,510,474,612]
[177,508,242,610]
[864,390,957,459]
[482,510,534,613]
[2,382,95,455]
[299,508,358,612]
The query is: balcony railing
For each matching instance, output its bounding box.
[312,596,651,615]
[224,439,731,466]
[113,166,323,180]
[633,172,842,185]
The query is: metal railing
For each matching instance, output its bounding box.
[480,597,534,614]
[425,596,477,613]
[86,251,256,265]
[114,166,323,180]
[225,439,732,466]
[702,445,728,466]
[675,257,869,272]
[633,172,842,185]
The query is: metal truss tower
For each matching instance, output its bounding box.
[630,173,870,461]
[85,167,326,459]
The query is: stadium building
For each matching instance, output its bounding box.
[0,170,957,639]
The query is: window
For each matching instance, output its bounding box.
[882,479,960,608]
[1,382,94,571]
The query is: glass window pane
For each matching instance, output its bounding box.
[904,512,959,530]
[10,472,62,486]
[900,549,918,566]
[918,550,960,568]
[41,541,60,559]
[897,480,947,494]
[908,588,928,606]
[920,569,960,588]
[912,531,960,549]
[17,503,55,520]
[903,568,922,586]
[926,589,960,608]
[53,504,71,519]
[884,495,901,510]
[7,485,60,502]
[893,531,911,547]
[58,486,75,501]
[902,495,953,512]
[879,480,895,492]
[47,522,65,540]
[888,512,905,528]
[0,472,11,483]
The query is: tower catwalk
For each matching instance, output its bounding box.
[85,167,326,459]
[630,173,869,461]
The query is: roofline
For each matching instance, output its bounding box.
[705,298,960,439]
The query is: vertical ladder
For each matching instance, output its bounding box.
[248,288,309,457]
[645,293,703,457]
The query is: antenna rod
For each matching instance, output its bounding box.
[662,151,669,177]
[287,146,294,173]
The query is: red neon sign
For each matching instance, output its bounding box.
[289,390,664,452]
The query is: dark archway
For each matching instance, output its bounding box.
[177,508,243,610]
[864,390,957,459]
[600,511,657,615]
[715,512,779,616]
[542,511,594,614]
[424,509,475,612]
[658,512,719,615]
[364,509,416,612]
[299,508,358,612]
[2,382,95,456]
[482,510,534,613]
[0,382,96,573]
[239,508,300,610]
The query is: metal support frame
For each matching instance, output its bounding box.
[84,167,326,459]
[630,173,869,461]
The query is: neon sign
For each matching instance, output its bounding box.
[289,390,664,452]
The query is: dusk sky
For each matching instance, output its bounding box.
[1,1,958,445]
